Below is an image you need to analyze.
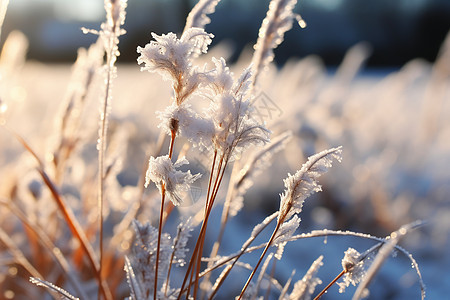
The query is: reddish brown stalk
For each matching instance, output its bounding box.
[178,152,221,299]
[313,269,347,300]
[205,150,218,211]
[155,130,176,299]
[154,184,166,300]
[193,155,228,299]
[238,220,282,300]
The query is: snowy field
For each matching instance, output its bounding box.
[1,2,450,299]
[1,43,450,298]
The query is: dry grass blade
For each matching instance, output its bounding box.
[5,126,112,300]
[0,228,60,299]
[0,198,88,299]
[30,277,79,300]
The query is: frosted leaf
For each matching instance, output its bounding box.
[279,147,342,221]
[279,270,296,300]
[251,0,299,86]
[171,218,194,267]
[30,277,79,300]
[254,253,274,296]
[209,91,270,159]
[184,0,221,31]
[207,57,234,94]
[288,256,323,300]
[145,155,202,206]
[137,28,213,104]
[180,27,214,57]
[157,102,214,149]
[274,215,300,260]
[128,220,173,297]
[251,212,279,239]
[124,256,145,300]
[232,64,252,97]
[228,132,292,218]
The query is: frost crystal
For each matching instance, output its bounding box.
[184,0,221,31]
[289,256,323,300]
[145,155,201,206]
[137,28,213,104]
[207,63,270,159]
[252,0,299,86]
[157,102,214,148]
[126,220,173,298]
[274,215,301,259]
[171,218,194,267]
[337,248,370,293]
[279,147,342,221]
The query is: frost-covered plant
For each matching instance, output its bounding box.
[0,0,429,299]
[145,155,201,206]
[137,28,213,106]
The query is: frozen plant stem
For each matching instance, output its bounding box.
[155,130,177,300]
[95,1,127,299]
[178,153,227,299]
[194,155,227,297]
[238,211,285,300]
[97,49,110,300]
[313,270,347,300]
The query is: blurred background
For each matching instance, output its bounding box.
[2,0,450,66]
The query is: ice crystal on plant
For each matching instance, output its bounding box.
[157,102,214,148]
[137,28,213,105]
[171,218,194,267]
[127,220,173,298]
[337,248,370,293]
[279,147,342,221]
[206,57,234,95]
[145,155,202,206]
[251,0,300,86]
[288,256,323,300]
[30,277,79,300]
[207,64,270,159]
[184,0,221,31]
[274,215,301,259]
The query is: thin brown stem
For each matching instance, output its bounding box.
[178,152,222,299]
[313,269,347,300]
[208,212,279,298]
[193,155,228,298]
[1,199,88,299]
[155,131,176,299]
[97,25,117,299]
[238,220,282,300]
[154,184,166,300]
[205,150,218,210]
